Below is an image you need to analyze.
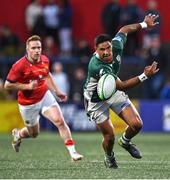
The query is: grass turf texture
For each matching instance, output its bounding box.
[0,132,170,179]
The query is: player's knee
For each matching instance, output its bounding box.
[131,120,143,132]
[53,117,65,128]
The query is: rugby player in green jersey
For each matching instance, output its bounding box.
[84,14,159,168]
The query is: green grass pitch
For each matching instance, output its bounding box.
[0,132,170,179]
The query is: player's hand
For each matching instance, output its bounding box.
[144,61,159,77]
[56,92,68,102]
[27,80,38,90]
[144,14,159,28]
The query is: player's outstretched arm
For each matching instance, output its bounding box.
[116,61,159,90]
[118,14,159,36]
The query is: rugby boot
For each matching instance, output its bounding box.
[12,128,21,152]
[104,152,118,169]
[71,152,84,161]
[118,138,142,159]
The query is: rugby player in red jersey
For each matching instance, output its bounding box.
[4,35,83,161]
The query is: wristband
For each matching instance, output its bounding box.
[138,73,148,82]
[139,22,148,29]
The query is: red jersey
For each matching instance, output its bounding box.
[7,55,49,105]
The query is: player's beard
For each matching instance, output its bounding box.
[102,54,112,63]
[32,54,40,63]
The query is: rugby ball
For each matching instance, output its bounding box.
[97,74,116,100]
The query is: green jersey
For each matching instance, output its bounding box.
[84,32,127,102]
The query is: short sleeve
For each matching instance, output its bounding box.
[112,32,127,51]
[112,33,127,50]
[6,62,22,82]
[111,32,127,75]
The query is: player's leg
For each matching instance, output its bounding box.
[43,105,72,140]
[12,124,40,152]
[84,94,118,168]
[96,118,118,169]
[18,124,39,138]
[42,105,83,161]
[118,104,143,159]
[96,119,115,156]
[12,102,41,152]
[119,103,143,139]
[109,90,142,158]
[41,91,83,161]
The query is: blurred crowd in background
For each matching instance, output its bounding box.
[0,0,170,103]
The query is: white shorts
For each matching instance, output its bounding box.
[84,90,131,124]
[18,90,59,127]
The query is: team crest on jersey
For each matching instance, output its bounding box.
[116,55,121,62]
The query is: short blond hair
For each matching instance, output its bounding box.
[26,35,41,46]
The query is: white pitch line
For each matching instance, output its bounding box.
[91,160,170,164]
